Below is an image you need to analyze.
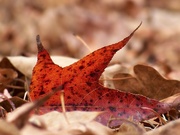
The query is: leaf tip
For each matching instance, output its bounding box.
[36,35,44,52]
[130,22,142,37]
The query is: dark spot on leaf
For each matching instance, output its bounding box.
[40,54,46,59]
[136,97,140,101]
[118,110,126,116]
[86,82,92,86]
[2,74,8,78]
[53,106,59,110]
[109,106,117,112]
[87,61,94,66]
[95,69,100,72]
[90,99,93,103]
[44,79,51,83]
[112,49,119,52]
[142,111,146,114]
[79,66,84,70]
[90,72,96,77]
[154,108,158,112]
[39,91,45,95]
[101,108,105,111]
[120,99,123,103]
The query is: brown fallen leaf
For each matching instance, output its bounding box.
[0,68,18,92]
[134,64,180,100]
[0,96,27,112]
[0,57,26,98]
[113,64,180,100]
[113,73,145,94]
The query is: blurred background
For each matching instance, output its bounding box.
[0,0,180,71]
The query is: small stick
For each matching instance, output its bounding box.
[75,34,93,53]
[60,90,70,124]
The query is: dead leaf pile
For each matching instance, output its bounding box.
[0,1,180,134]
[0,30,179,134]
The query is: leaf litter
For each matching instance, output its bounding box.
[0,24,179,135]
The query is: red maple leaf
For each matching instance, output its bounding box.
[29,23,171,126]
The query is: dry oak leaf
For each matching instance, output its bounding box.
[29,23,171,126]
[134,64,180,100]
[113,64,180,100]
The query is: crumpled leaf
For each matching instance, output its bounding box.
[29,24,172,126]
[113,64,180,100]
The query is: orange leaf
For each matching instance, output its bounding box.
[29,23,171,126]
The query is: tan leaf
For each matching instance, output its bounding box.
[30,111,102,130]
[0,119,20,135]
[6,56,78,78]
[22,120,112,135]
